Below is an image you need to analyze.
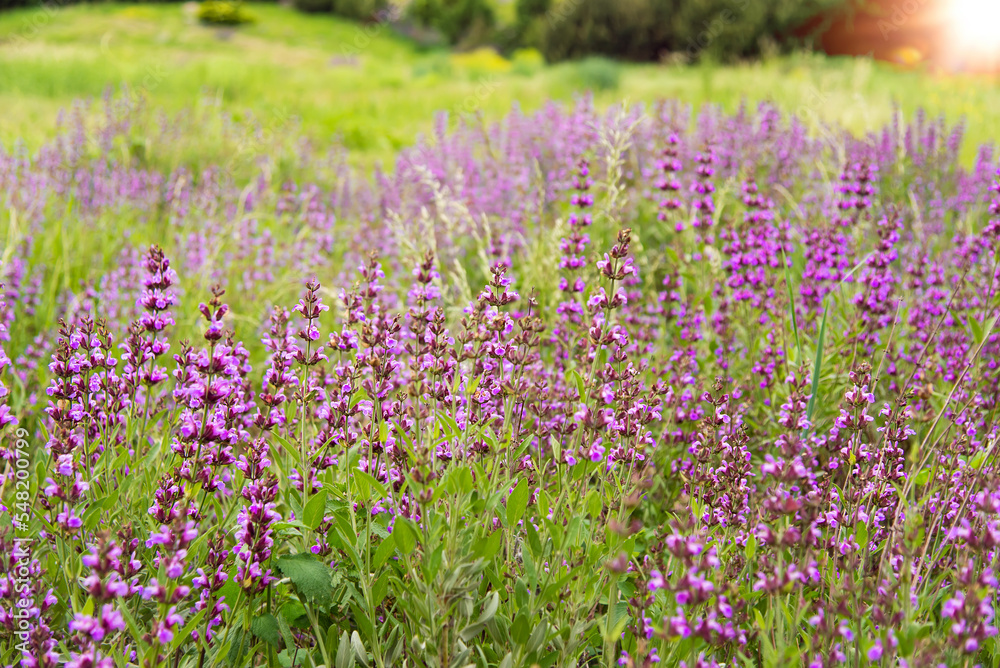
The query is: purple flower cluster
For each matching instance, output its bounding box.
[3,94,1000,667]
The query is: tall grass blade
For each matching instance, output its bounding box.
[782,251,803,365]
[806,303,828,424]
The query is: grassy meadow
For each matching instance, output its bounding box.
[1,2,1000,169]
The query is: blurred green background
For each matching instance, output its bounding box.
[0,1,997,170]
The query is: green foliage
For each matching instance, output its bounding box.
[291,0,334,13]
[510,0,549,49]
[542,0,658,62]
[515,0,549,23]
[293,0,386,21]
[571,55,622,91]
[0,0,193,7]
[510,47,545,75]
[250,614,284,650]
[407,0,495,45]
[198,0,256,25]
[303,490,328,530]
[276,553,336,610]
[541,0,849,62]
[331,0,385,21]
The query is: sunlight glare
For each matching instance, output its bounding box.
[949,0,1000,53]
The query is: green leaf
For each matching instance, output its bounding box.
[525,521,542,558]
[507,479,529,527]
[526,619,548,655]
[443,466,474,496]
[336,630,355,668]
[288,494,304,527]
[424,544,444,582]
[332,525,362,571]
[478,592,500,625]
[537,490,550,519]
[515,579,529,608]
[745,534,756,561]
[277,613,298,655]
[372,570,390,605]
[171,608,207,652]
[969,314,984,344]
[585,489,602,519]
[438,410,462,438]
[782,250,803,365]
[386,629,404,666]
[350,602,374,641]
[373,536,397,570]
[510,611,531,645]
[393,518,418,555]
[806,304,828,424]
[569,369,586,401]
[82,498,106,530]
[523,542,537,588]
[110,447,131,473]
[279,601,308,627]
[855,521,869,551]
[273,519,309,533]
[970,435,995,471]
[303,491,328,531]
[251,614,283,650]
[353,468,388,502]
[117,601,144,645]
[351,631,369,668]
[276,553,334,611]
[349,388,371,410]
[476,531,502,560]
[226,628,247,666]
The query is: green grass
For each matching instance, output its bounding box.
[1,2,1000,168]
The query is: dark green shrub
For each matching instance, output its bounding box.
[542,0,657,62]
[198,0,255,25]
[515,0,549,25]
[334,0,386,20]
[292,0,334,12]
[508,0,550,50]
[292,0,387,19]
[541,0,849,63]
[571,55,622,90]
[0,0,80,9]
[407,0,495,45]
